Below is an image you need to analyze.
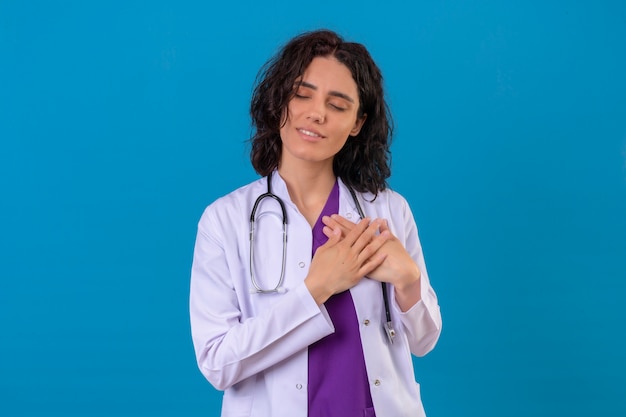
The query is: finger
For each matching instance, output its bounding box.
[358,252,388,277]
[328,228,341,243]
[350,218,384,252]
[330,214,358,231]
[321,215,341,231]
[356,228,391,264]
[342,217,372,247]
[322,215,352,237]
[379,219,392,235]
[377,220,398,245]
[321,225,342,246]
[322,225,340,239]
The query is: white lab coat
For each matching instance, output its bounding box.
[190,172,442,417]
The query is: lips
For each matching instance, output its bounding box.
[297,128,325,139]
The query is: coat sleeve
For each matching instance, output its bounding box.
[189,205,334,391]
[391,196,442,357]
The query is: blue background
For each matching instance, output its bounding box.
[1,1,625,416]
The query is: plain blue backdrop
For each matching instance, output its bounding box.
[1,1,625,416]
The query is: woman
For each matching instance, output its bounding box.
[190,29,442,417]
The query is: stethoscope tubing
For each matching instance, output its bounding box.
[249,173,288,294]
[249,173,396,342]
[347,185,396,342]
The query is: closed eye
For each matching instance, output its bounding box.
[329,103,347,111]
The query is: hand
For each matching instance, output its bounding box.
[322,214,422,311]
[305,217,391,305]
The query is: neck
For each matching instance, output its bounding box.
[277,162,337,227]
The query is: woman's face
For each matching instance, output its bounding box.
[279,56,366,170]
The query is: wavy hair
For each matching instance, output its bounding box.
[249,29,393,195]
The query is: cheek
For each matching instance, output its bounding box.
[285,101,304,119]
[339,119,359,137]
[279,109,295,142]
[280,106,291,126]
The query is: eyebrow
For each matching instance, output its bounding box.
[297,81,355,103]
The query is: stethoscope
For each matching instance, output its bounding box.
[249,172,396,343]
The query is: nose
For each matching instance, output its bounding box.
[306,99,325,124]
[307,112,324,123]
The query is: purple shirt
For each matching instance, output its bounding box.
[307,181,376,417]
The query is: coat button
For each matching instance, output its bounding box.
[298,262,305,268]
[296,383,303,390]
[363,319,370,326]
[374,379,381,386]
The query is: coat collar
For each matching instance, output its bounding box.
[267,170,368,223]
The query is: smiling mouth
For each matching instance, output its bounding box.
[297,128,324,138]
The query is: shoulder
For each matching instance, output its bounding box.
[198,177,265,229]
[338,179,412,217]
[369,188,421,245]
[360,187,418,237]
[363,187,411,215]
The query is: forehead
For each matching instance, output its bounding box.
[299,56,358,96]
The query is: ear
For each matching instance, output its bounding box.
[349,113,367,136]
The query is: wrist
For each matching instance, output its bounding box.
[394,271,421,312]
[305,276,333,305]
[394,267,421,293]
